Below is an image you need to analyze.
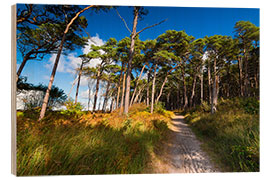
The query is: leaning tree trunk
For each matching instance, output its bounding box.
[124,7,139,115]
[16,53,30,82]
[134,84,146,104]
[75,60,84,104]
[130,64,146,106]
[39,5,94,121]
[110,95,115,112]
[150,64,158,114]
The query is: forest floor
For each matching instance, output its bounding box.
[146,114,219,173]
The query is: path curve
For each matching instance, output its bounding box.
[149,114,219,173]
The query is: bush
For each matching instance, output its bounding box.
[61,100,84,117]
[185,98,259,172]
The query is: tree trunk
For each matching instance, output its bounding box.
[88,79,91,111]
[200,66,204,104]
[181,66,188,109]
[146,69,151,107]
[134,84,145,104]
[211,58,218,114]
[150,64,158,113]
[130,64,146,106]
[238,56,244,97]
[208,60,212,105]
[75,60,84,104]
[93,72,100,112]
[190,73,197,107]
[16,54,30,82]
[120,69,126,112]
[110,96,115,112]
[39,5,94,121]
[116,63,124,108]
[67,75,78,99]
[166,91,171,110]
[124,7,139,115]
[102,81,110,112]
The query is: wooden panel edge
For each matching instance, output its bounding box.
[11,4,17,176]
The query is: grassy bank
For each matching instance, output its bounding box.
[184,98,259,172]
[17,104,173,176]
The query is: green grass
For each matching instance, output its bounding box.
[185,98,259,172]
[16,104,172,175]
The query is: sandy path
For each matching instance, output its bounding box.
[149,114,219,173]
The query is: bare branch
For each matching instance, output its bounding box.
[115,9,132,34]
[136,19,168,35]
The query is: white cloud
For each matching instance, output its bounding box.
[45,34,106,75]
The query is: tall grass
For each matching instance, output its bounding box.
[16,104,172,175]
[185,98,259,172]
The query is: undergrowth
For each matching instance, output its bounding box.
[185,97,259,172]
[16,103,172,176]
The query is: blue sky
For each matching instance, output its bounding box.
[17,5,259,109]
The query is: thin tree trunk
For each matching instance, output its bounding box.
[134,84,146,104]
[88,79,91,111]
[208,60,212,105]
[130,64,146,106]
[116,63,124,108]
[110,96,115,112]
[181,66,188,109]
[93,72,100,112]
[211,58,218,114]
[190,73,197,107]
[200,66,204,104]
[120,70,126,112]
[146,69,151,107]
[16,54,29,82]
[166,91,171,110]
[75,60,84,104]
[150,64,158,113]
[124,7,139,115]
[102,81,110,112]
[39,5,94,121]
[67,75,78,99]
[238,56,244,97]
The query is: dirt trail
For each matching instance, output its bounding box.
[149,114,219,173]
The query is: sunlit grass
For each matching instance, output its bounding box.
[16,103,172,175]
[185,97,259,172]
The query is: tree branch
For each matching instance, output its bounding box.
[115,9,132,34]
[136,19,168,35]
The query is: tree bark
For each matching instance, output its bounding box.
[116,63,124,108]
[208,60,212,105]
[102,81,111,112]
[238,56,244,97]
[110,95,115,112]
[211,58,218,114]
[130,64,146,106]
[124,7,139,115]
[146,68,151,107]
[181,66,188,109]
[75,60,84,104]
[120,68,126,113]
[93,71,101,112]
[200,66,204,104]
[150,64,158,113]
[16,54,30,82]
[190,73,197,107]
[39,5,94,121]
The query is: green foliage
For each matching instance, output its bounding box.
[240,98,259,114]
[185,98,259,172]
[61,99,84,117]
